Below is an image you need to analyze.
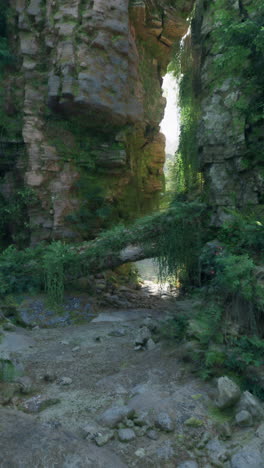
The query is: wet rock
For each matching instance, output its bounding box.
[98,406,135,428]
[21,394,60,413]
[236,391,264,421]
[231,445,263,468]
[94,430,114,446]
[216,376,241,409]
[118,428,136,442]
[134,327,151,346]
[147,429,159,440]
[72,346,80,352]
[235,410,253,427]
[155,412,175,432]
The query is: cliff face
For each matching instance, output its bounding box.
[0,0,193,244]
[1,0,262,244]
[184,0,264,222]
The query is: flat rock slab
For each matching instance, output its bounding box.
[0,409,126,468]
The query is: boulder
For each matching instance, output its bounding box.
[231,445,263,468]
[155,412,175,432]
[118,428,136,442]
[216,376,241,409]
[236,391,264,421]
[98,406,135,428]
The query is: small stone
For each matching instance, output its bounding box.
[146,338,156,351]
[124,418,134,428]
[98,406,135,428]
[142,317,157,332]
[59,377,73,385]
[60,340,69,345]
[118,428,136,442]
[216,376,241,409]
[155,412,175,432]
[79,423,99,440]
[235,410,253,427]
[21,395,60,413]
[94,430,114,446]
[134,326,151,346]
[134,345,143,351]
[133,410,151,427]
[135,448,145,458]
[72,346,80,352]
[218,422,232,440]
[134,426,147,437]
[16,376,34,394]
[156,441,175,460]
[147,429,159,440]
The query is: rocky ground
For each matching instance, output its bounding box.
[1,284,264,467]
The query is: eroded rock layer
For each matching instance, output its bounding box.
[0,0,192,243]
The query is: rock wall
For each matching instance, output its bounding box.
[0,0,193,243]
[189,0,264,223]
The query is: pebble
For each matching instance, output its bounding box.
[118,428,136,442]
[59,377,73,385]
[135,448,145,458]
[147,429,159,440]
[134,326,151,346]
[72,346,80,352]
[155,412,175,432]
[146,338,156,350]
[16,376,33,394]
[235,410,253,427]
[94,430,114,446]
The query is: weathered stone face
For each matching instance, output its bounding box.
[2,0,193,242]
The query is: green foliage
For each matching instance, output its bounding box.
[155,201,205,284]
[43,241,75,305]
[0,245,43,296]
[211,0,264,169]
[0,187,36,248]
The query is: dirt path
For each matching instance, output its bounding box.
[1,299,264,467]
